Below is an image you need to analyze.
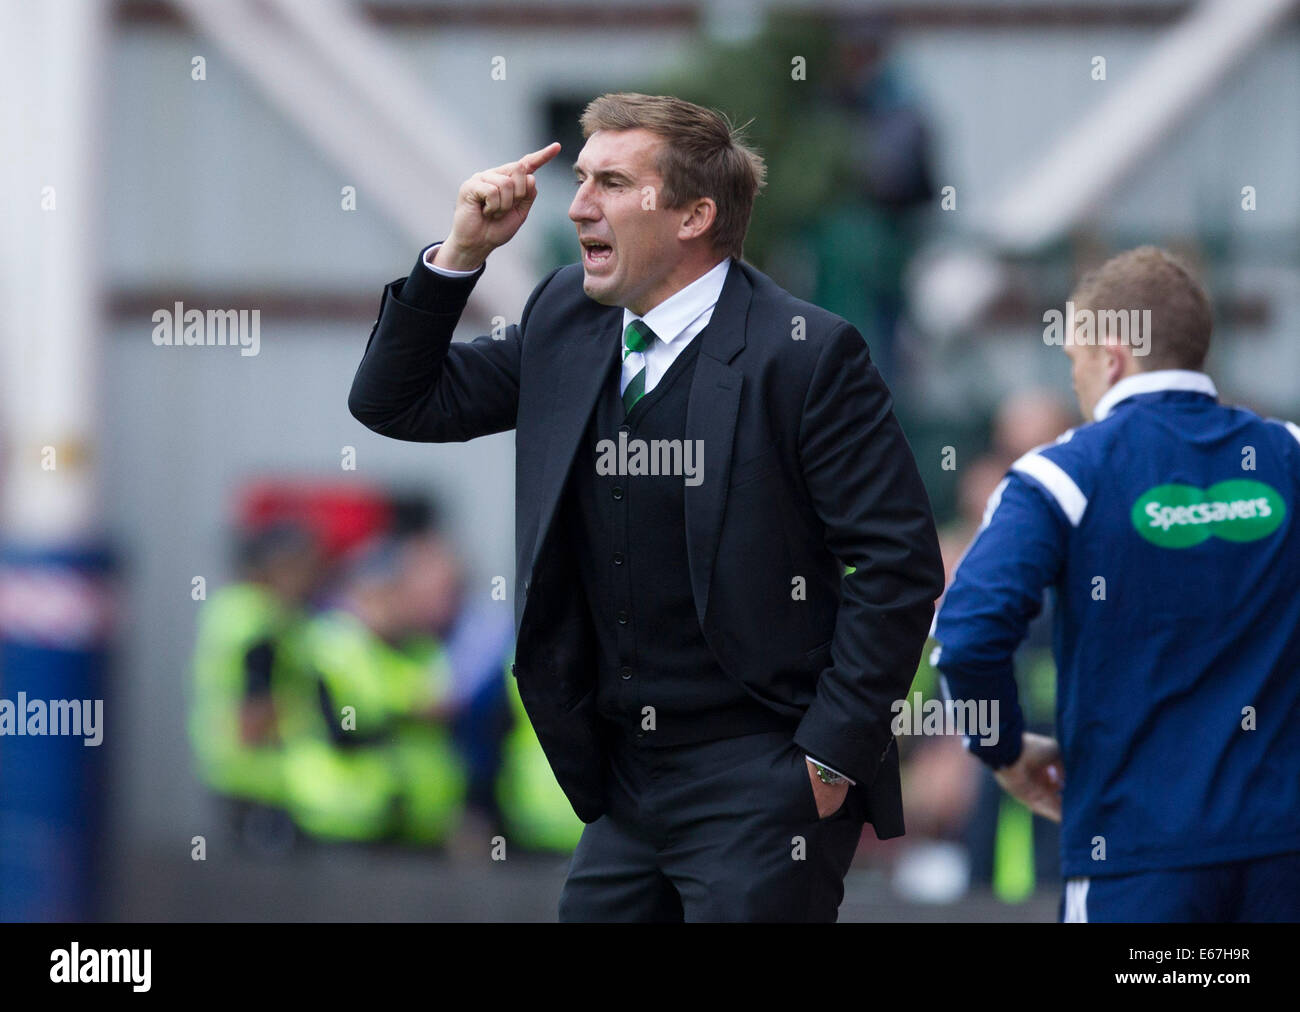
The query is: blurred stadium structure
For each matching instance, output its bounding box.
[2,0,1298,921]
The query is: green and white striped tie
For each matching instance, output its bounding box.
[621,319,657,414]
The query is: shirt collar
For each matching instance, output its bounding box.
[1092,369,1218,422]
[622,257,731,346]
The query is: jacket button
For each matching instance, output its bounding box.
[620,666,632,680]
[616,610,628,624]
[612,552,624,566]
[612,486,623,500]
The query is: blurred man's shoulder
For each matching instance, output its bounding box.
[1008,426,1098,505]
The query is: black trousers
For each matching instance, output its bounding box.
[557,728,866,922]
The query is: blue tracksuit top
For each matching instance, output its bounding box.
[932,370,1300,877]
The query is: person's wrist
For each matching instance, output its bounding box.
[433,238,486,273]
[806,756,848,785]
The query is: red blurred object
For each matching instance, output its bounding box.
[235,480,393,560]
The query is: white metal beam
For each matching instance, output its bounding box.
[171,0,540,315]
[985,0,1299,253]
[0,0,111,542]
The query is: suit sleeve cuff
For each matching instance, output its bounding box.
[399,242,485,311]
[423,241,483,277]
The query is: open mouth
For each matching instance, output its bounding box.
[581,238,614,269]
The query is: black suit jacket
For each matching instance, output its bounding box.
[349,249,945,838]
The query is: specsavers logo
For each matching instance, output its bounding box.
[1131,480,1286,548]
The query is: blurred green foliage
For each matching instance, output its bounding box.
[649,12,857,273]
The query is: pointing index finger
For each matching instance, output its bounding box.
[517,141,562,174]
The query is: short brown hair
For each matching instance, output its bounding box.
[579,92,767,260]
[1070,245,1213,370]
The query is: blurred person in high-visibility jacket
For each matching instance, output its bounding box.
[496,649,584,854]
[282,534,466,846]
[188,522,323,840]
[399,530,516,856]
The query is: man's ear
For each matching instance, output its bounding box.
[1104,343,1133,384]
[678,197,717,243]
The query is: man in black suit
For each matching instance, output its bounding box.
[349,93,943,921]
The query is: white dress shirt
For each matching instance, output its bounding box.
[614,256,730,398]
[424,243,731,400]
[423,243,855,788]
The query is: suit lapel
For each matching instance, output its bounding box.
[527,311,619,579]
[684,261,749,627]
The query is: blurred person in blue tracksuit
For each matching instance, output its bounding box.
[932,247,1300,922]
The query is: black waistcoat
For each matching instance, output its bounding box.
[558,322,796,747]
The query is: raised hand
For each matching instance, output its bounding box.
[434,142,562,271]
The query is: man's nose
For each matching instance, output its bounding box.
[569,184,598,223]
